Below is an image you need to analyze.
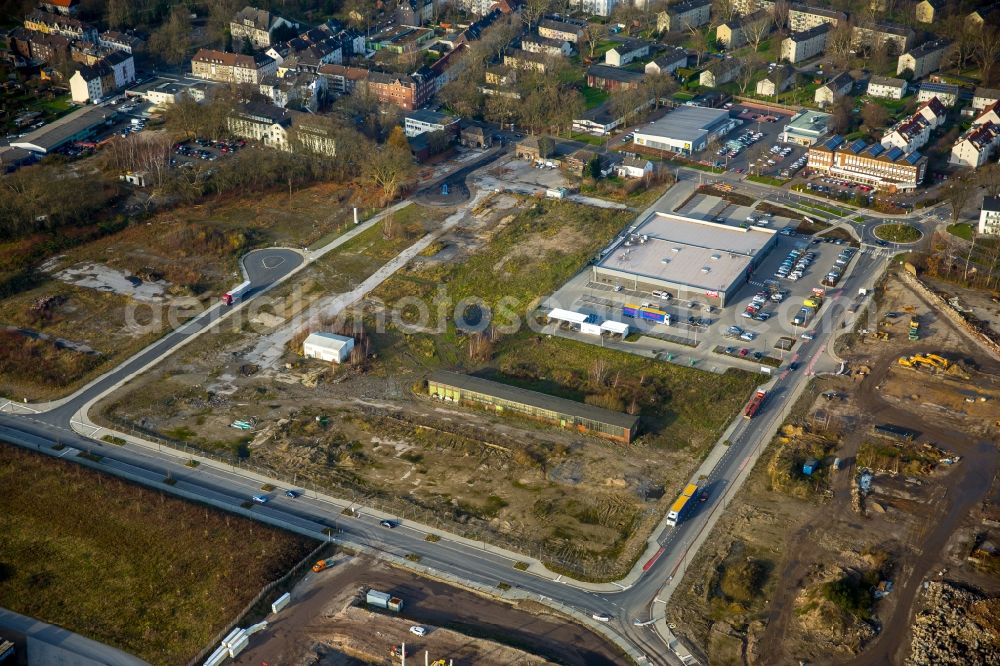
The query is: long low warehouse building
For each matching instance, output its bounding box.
[592,212,777,307]
[632,105,738,155]
[426,371,639,444]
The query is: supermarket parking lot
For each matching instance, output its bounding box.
[542,229,862,373]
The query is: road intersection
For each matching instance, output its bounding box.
[0,168,912,665]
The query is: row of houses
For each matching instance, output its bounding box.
[950,103,1000,168]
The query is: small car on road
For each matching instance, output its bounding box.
[379,519,396,528]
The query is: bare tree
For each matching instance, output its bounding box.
[743,11,774,52]
[975,25,1000,87]
[735,57,756,94]
[582,22,608,61]
[945,174,975,223]
[827,23,855,70]
[711,0,741,25]
[688,26,710,67]
[772,0,790,30]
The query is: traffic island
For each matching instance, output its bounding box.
[873,224,922,244]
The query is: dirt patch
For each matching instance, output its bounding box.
[236,556,622,666]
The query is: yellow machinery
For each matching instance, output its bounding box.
[898,354,950,371]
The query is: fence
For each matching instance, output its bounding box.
[186,540,328,666]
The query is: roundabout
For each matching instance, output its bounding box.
[873,223,922,244]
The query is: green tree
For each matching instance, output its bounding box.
[588,155,601,180]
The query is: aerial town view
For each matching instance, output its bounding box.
[2,0,1000,664]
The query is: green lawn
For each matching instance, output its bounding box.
[746,175,789,187]
[580,86,610,110]
[873,223,922,243]
[946,223,974,241]
[569,131,608,146]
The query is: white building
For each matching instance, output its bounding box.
[303,331,355,363]
[633,106,736,155]
[918,83,959,107]
[980,196,1000,235]
[403,109,459,137]
[949,122,1000,168]
[616,156,654,178]
[568,0,619,18]
[866,76,906,100]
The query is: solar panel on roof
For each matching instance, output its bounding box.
[885,146,903,161]
[903,152,922,164]
[823,135,844,150]
[866,143,885,157]
[849,139,867,153]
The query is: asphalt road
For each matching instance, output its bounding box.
[0,173,901,665]
[37,247,302,426]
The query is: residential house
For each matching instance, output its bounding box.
[973,88,1000,112]
[814,72,853,107]
[369,25,434,54]
[950,122,1000,168]
[606,39,651,67]
[850,23,914,56]
[700,59,742,88]
[896,39,950,78]
[504,48,549,73]
[974,101,1000,127]
[915,96,947,128]
[191,49,277,85]
[98,30,142,54]
[756,64,795,96]
[522,34,572,57]
[227,102,336,156]
[404,109,460,137]
[787,3,846,31]
[10,27,70,65]
[24,10,97,42]
[573,97,653,135]
[807,134,926,190]
[917,82,959,107]
[617,156,654,178]
[460,123,493,149]
[587,64,645,92]
[396,0,434,26]
[866,76,906,100]
[69,63,115,103]
[39,0,78,15]
[979,196,1000,235]
[230,6,294,50]
[966,5,1000,29]
[258,72,326,112]
[656,0,712,32]
[914,0,943,23]
[881,115,931,153]
[102,50,135,89]
[317,64,369,96]
[780,24,831,64]
[537,18,584,44]
[645,48,689,76]
[362,70,434,110]
[717,9,772,50]
[732,0,775,11]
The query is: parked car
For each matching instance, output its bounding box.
[410,626,427,636]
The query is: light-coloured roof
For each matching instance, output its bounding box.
[303,331,353,350]
[600,320,629,334]
[596,213,774,293]
[548,308,589,324]
[634,106,730,143]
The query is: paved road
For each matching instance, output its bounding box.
[30,248,303,426]
[0,171,896,665]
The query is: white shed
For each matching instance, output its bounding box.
[303,332,354,364]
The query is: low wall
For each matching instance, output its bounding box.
[898,270,1000,360]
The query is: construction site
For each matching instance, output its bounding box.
[669,268,1000,665]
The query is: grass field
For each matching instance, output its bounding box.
[0,444,316,665]
[873,223,921,243]
[580,86,610,110]
[946,223,974,241]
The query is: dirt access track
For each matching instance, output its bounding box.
[236,554,622,665]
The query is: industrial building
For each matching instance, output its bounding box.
[426,371,639,443]
[632,106,736,155]
[302,331,354,363]
[10,104,117,154]
[590,212,778,306]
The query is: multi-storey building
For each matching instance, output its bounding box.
[228,102,336,156]
[24,10,97,42]
[362,70,434,110]
[850,22,914,56]
[656,0,712,32]
[914,0,944,23]
[915,96,947,129]
[787,3,845,32]
[98,30,142,54]
[9,27,71,65]
[780,24,830,64]
[972,87,1000,112]
[317,64,369,96]
[403,109,460,137]
[949,122,1000,168]
[567,0,619,18]
[645,48,689,76]
[69,62,116,102]
[521,34,572,57]
[230,6,294,49]
[756,64,795,96]
[979,196,1000,235]
[896,39,950,78]
[866,76,906,100]
[881,115,931,153]
[503,48,549,73]
[605,39,651,67]
[537,18,585,44]
[917,82,959,107]
[191,49,277,85]
[807,135,926,191]
[587,64,645,92]
[700,58,742,88]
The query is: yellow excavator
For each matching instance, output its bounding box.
[898,354,950,371]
